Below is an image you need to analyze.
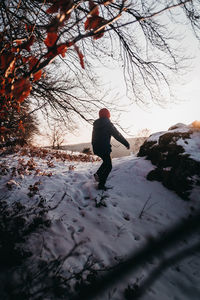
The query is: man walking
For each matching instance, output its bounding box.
[92,108,130,190]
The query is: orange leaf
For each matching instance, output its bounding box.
[103,0,114,5]
[15,39,23,45]
[29,56,38,70]
[33,70,42,82]
[18,120,25,132]
[44,32,58,48]
[89,0,99,16]
[57,44,67,57]
[84,18,90,31]
[22,56,31,64]
[66,41,74,47]
[12,78,32,103]
[0,89,5,95]
[11,47,20,53]
[74,45,84,69]
[90,16,102,29]
[59,0,73,14]
[45,51,57,59]
[5,58,16,77]
[0,126,9,133]
[84,16,104,31]
[79,54,84,69]
[0,53,15,71]
[46,3,59,14]
[93,30,105,40]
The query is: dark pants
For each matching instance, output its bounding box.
[96,153,112,186]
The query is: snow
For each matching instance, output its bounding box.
[0,143,200,299]
[177,131,200,162]
[147,124,200,162]
[147,131,165,143]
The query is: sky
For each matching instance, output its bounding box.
[61,29,200,145]
[35,62,200,146]
[61,54,200,145]
[34,12,200,147]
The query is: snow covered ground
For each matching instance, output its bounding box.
[0,144,200,299]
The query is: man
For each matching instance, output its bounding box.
[92,108,130,190]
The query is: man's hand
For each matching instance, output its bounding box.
[126,143,130,150]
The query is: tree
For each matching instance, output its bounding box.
[0,0,200,139]
[30,61,111,126]
[0,99,39,146]
[46,122,65,149]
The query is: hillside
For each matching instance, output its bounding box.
[61,137,147,158]
[0,125,199,299]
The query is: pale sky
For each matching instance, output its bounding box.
[62,54,200,145]
[35,16,200,146]
[35,53,200,146]
[62,26,200,145]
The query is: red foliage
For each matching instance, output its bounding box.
[46,3,60,14]
[66,41,74,47]
[0,52,15,72]
[0,0,116,137]
[0,126,9,132]
[103,0,114,5]
[22,35,35,52]
[74,45,85,69]
[57,44,67,57]
[33,70,42,81]
[46,0,73,14]
[45,50,57,59]
[12,78,32,103]
[28,56,42,81]
[29,56,38,70]
[84,15,105,32]
[44,32,58,47]
[17,146,100,163]
[18,120,25,132]
[89,0,99,16]
[93,31,105,40]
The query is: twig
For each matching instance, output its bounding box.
[138,193,152,219]
[46,191,67,211]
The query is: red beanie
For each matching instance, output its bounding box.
[99,108,110,119]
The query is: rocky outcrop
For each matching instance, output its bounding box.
[138,125,200,200]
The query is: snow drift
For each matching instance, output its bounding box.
[138,123,200,200]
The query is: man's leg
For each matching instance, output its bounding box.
[97,154,112,188]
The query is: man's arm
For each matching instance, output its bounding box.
[110,123,130,149]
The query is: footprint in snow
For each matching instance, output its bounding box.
[77,226,85,233]
[123,212,130,221]
[133,234,141,241]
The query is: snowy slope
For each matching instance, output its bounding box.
[0,143,200,299]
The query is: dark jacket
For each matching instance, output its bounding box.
[92,117,129,156]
